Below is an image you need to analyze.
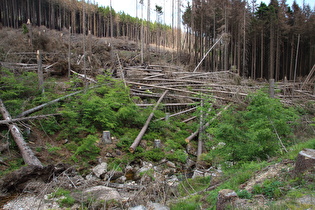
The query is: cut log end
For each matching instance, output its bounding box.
[129,147,135,153]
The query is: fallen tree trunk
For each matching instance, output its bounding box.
[126,81,199,95]
[70,70,97,83]
[0,99,43,167]
[155,107,197,121]
[0,113,61,125]
[182,116,197,123]
[17,90,83,117]
[186,104,231,142]
[129,90,168,153]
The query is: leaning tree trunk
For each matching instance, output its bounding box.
[129,90,168,153]
[0,99,43,167]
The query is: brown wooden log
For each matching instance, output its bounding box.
[0,99,42,167]
[129,90,168,153]
[294,148,315,174]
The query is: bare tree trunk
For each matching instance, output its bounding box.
[197,99,204,160]
[260,30,264,78]
[110,0,113,39]
[129,90,168,153]
[0,99,43,167]
[37,50,44,94]
[177,0,181,63]
[140,2,144,63]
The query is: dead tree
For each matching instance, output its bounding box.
[129,90,168,153]
[0,99,42,167]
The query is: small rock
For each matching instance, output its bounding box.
[92,162,107,178]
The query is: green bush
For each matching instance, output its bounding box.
[166,150,188,163]
[237,190,252,199]
[72,135,100,162]
[252,179,285,199]
[207,90,299,162]
[140,148,164,162]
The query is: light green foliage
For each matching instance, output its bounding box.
[39,116,61,135]
[22,24,29,34]
[47,144,61,154]
[72,135,100,162]
[0,68,40,115]
[60,76,137,141]
[252,179,285,199]
[166,150,188,163]
[237,190,252,199]
[207,90,299,162]
[139,148,164,162]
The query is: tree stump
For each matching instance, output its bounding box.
[294,148,315,174]
[101,131,111,144]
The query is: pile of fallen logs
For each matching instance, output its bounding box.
[1,48,314,163]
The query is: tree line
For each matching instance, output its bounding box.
[0,0,314,80]
[183,0,315,80]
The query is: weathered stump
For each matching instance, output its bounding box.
[216,189,238,210]
[294,148,315,174]
[101,131,111,144]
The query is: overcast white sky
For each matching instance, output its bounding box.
[94,0,315,26]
